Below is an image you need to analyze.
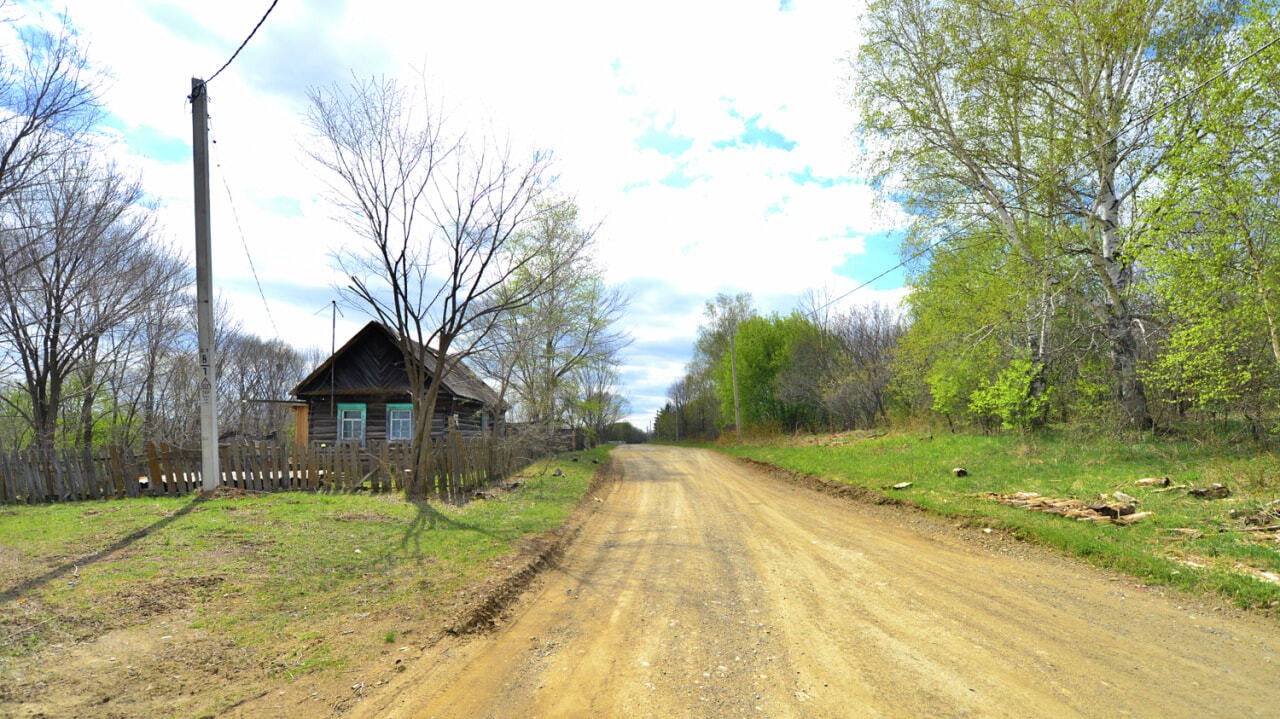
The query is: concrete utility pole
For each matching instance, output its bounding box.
[191,78,221,492]
[730,325,742,443]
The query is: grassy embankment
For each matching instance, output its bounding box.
[715,431,1280,612]
[0,446,611,716]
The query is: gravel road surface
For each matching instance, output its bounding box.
[356,445,1280,718]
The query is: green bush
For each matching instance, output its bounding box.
[968,356,1051,432]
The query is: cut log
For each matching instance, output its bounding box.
[1078,515,1114,524]
[1136,477,1171,487]
[1189,484,1230,499]
[1115,511,1154,525]
[1088,501,1135,518]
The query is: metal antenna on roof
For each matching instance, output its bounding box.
[330,300,343,422]
[310,301,345,425]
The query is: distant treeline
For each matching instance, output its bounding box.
[658,2,1280,441]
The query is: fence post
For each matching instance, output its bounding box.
[0,450,12,503]
[305,444,317,490]
[108,445,125,498]
[19,450,37,502]
[325,444,337,492]
[144,443,160,496]
[122,446,140,498]
[456,437,464,496]
[158,443,174,495]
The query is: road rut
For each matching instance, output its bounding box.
[356,445,1280,718]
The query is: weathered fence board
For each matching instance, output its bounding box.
[0,429,519,505]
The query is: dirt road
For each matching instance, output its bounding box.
[356,445,1280,718]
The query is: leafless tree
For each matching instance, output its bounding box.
[149,297,244,448]
[0,18,103,227]
[305,75,568,490]
[776,293,903,430]
[0,157,169,466]
[573,359,628,447]
[218,333,308,441]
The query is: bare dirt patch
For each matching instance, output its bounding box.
[0,451,616,719]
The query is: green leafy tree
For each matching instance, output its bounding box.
[968,355,1054,433]
[857,0,1239,427]
[1140,7,1280,431]
[714,313,824,432]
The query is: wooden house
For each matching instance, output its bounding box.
[290,321,500,445]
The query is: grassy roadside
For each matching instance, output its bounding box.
[712,431,1280,613]
[0,446,612,717]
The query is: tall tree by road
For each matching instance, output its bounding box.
[0,21,101,211]
[856,0,1238,427]
[1140,8,1280,432]
[306,76,567,490]
[0,157,173,461]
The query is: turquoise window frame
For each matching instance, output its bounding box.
[387,403,413,442]
[337,402,366,443]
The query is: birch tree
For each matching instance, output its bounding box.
[857,0,1236,427]
[468,197,628,451]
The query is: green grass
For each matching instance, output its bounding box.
[0,446,611,695]
[712,431,1280,612]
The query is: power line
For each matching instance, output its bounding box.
[205,0,280,85]
[809,27,1280,320]
[208,123,283,340]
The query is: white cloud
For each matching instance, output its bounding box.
[22,0,902,428]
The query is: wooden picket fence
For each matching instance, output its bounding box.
[0,430,516,505]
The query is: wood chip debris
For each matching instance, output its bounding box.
[1234,564,1280,586]
[978,491,1152,525]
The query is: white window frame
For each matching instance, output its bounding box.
[337,403,366,444]
[387,403,413,442]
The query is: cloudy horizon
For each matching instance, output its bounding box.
[9,0,909,429]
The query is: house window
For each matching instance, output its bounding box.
[337,403,366,443]
[387,403,413,442]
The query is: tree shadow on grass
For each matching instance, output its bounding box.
[0,495,208,604]
[393,498,516,562]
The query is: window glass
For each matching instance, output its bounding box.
[387,404,413,442]
[337,403,365,443]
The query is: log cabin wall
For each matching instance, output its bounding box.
[293,322,500,445]
[305,393,490,444]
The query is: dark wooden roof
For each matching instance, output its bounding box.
[291,321,499,406]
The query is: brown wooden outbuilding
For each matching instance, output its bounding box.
[290,321,500,445]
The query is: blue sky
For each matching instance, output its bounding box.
[9,0,909,429]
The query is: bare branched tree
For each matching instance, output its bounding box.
[0,156,166,466]
[572,359,628,447]
[305,76,567,489]
[0,20,102,214]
